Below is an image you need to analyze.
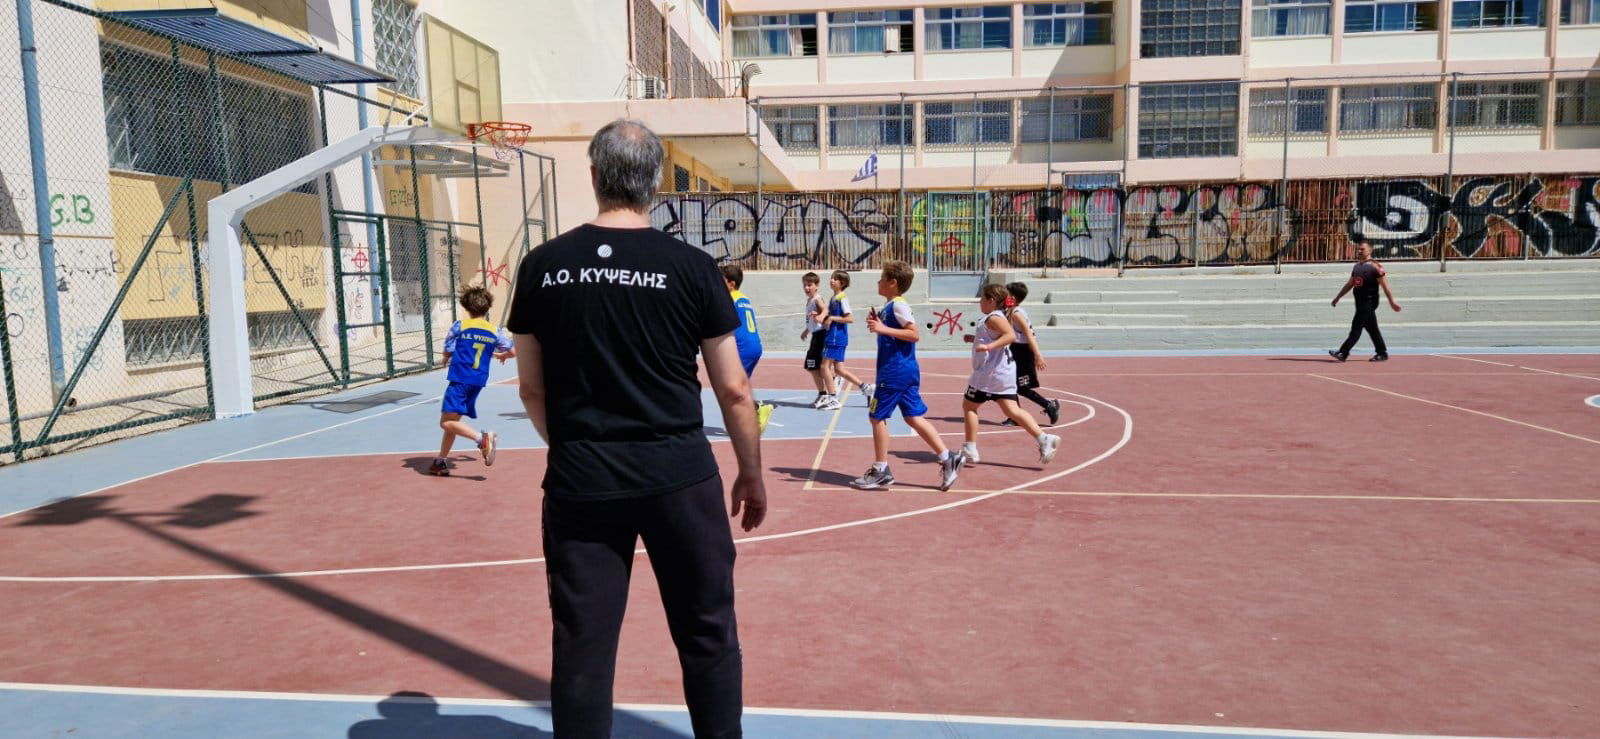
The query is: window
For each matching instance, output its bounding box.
[1024,3,1113,46]
[1451,81,1542,127]
[828,103,912,149]
[731,14,819,57]
[674,165,691,191]
[924,100,1014,145]
[373,0,419,98]
[1020,95,1113,141]
[1556,79,1600,124]
[1562,0,1600,23]
[1138,81,1239,157]
[1452,0,1545,26]
[1340,84,1437,131]
[1345,0,1439,31]
[829,10,914,54]
[926,6,1013,50]
[692,0,722,32]
[1252,0,1332,35]
[762,106,820,151]
[1141,0,1242,57]
[101,43,315,190]
[1248,87,1330,135]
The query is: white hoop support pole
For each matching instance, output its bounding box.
[206,125,455,418]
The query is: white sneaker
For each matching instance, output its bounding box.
[810,395,827,409]
[817,395,841,411]
[860,382,876,400]
[961,444,980,465]
[1038,434,1060,464]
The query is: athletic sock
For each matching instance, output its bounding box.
[872,461,888,472]
[937,449,950,462]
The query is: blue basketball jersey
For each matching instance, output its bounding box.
[824,293,850,348]
[443,317,511,386]
[875,296,919,386]
[730,290,762,359]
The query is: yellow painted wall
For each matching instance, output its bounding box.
[96,0,310,42]
[109,172,327,321]
[660,142,732,192]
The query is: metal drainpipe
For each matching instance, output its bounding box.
[14,0,67,399]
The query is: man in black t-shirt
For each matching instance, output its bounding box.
[507,119,766,738]
[1329,243,1403,362]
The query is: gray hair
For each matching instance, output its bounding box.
[588,119,663,211]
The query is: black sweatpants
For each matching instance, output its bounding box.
[542,474,742,738]
[1338,298,1388,357]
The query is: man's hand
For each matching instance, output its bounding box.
[1390,301,1402,312]
[729,471,767,531]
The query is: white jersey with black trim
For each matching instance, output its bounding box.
[1010,307,1031,345]
[969,309,1017,395]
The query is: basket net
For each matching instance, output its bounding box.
[468,121,531,161]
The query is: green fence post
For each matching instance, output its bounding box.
[320,88,351,386]
[377,216,396,378]
[174,40,214,417]
[0,272,24,463]
[408,145,432,368]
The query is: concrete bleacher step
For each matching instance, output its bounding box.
[1047,295,1600,326]
[1036,271,1600,302]
[1030,321,1600,350]
[1044,290,1179,303]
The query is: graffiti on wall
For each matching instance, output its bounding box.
[1347,176,1600,259]
[652,173,1600,270]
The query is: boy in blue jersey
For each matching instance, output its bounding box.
[429,287,515,476]
[816,269,872,411]
[853,260,962,491]
[721,265,773,434]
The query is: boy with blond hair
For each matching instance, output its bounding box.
[852,261,962,491]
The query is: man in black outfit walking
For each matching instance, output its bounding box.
[1329,243,1402,362]
[507,119,767,738]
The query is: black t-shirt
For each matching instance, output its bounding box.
[1351,261,1383,304]
[506,224,739,500]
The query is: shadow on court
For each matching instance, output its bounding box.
[1266,357,1343,363]
[401,455,486,481]
[769,466,856,486]
[14,497,686,738]
[348,692,550,739]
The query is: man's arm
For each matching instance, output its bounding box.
[511,332,549,442]
[1378,275,1402,311]
[702,332,767,531]
[1331,277,1355,307]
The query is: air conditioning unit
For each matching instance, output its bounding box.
[640,76,666,99]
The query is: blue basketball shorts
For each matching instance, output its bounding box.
[441,381,484,419]
[867,381,928,422]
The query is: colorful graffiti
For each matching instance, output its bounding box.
[651,174,1600,270]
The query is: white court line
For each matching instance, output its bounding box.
[1429,353,1520,368]
[0,392,447,523]
[1517,365,1600,382]
[801,384,853,490]
[1311,374,1600,446]
[809,487,1600,504]
[0,394,1126,582]
[0,681,1484,738]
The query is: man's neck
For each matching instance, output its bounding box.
[591,207,651,229]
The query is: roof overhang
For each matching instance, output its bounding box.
[107,8,391,85]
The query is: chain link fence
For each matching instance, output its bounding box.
[0,0,554,464]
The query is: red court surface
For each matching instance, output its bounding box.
[1,354,1597,737]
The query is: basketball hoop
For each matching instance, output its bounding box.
[468,121,531,161]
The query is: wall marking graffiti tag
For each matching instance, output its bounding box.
[929,308,964,336]
[477,256,511,288]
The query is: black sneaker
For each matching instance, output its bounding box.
[851,465,894,490]
[427,458,450,476]
[939,451,965,492]
[1045,399,1061,425]
[999,418,1018,426]
[1370,354,1389,362]
[1328,350,1347,362]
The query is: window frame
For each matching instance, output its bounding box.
[1023,3,1114,46]
[1450,80,1543,128]
[1556,79,1600,124]
[827,10,915,55]
[926,6,1014,51]
[1140,0,1243,58]
[1251,0,1334,37]
[923,99,1016,147]
[1019,94,1114,142]
[1561,0,1600,24]
[372,0,420,98]
[1137,81,1241,158]
[1343,0,1440,32]
[1247,86,1331,135]
[828,103,914,150]
[1450,0,1546,28]
[762,105,821,151]
[1339,83,1439,132]
[730,13,819,58]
